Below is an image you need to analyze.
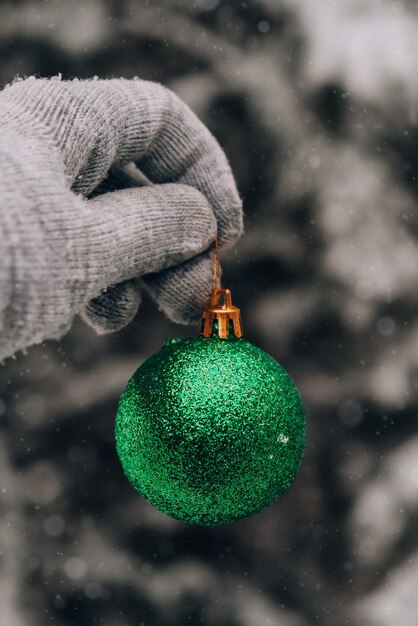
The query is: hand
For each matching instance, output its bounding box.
[0,77,243,360]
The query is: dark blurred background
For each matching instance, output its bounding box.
[1,1,418,624]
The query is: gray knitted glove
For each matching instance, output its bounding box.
[0,77,243,361]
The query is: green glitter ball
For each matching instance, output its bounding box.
[115,334,305,525]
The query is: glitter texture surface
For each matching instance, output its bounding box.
[115,335,305,525]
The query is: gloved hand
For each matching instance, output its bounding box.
[0,77,243,361]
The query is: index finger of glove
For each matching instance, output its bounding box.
[131,81,243,248]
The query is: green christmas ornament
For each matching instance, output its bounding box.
[116,245,305,525]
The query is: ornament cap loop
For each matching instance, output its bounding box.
[201,287,243,339]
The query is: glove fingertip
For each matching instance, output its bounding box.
[81,281,141,334]
[142,252,213,325]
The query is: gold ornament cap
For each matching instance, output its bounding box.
[201,287,243,339]
[200,237,243,339]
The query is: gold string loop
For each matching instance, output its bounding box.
[212,235,221,290]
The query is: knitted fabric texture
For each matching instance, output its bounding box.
[0,77,243,360]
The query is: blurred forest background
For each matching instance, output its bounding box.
[1,0,418,625]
